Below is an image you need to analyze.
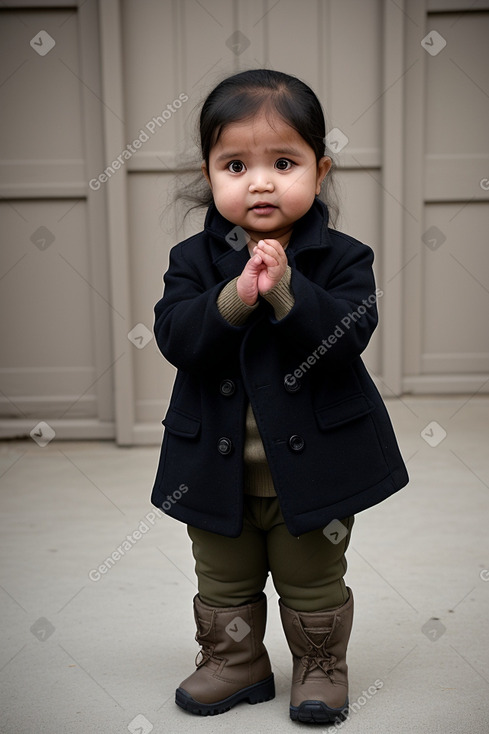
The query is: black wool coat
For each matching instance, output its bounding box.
[151,198,408,537]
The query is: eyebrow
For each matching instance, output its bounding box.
[214,146,304,162]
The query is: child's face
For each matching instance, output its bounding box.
[202,111,331,245]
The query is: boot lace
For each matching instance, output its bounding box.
[193,616,219,669]
[299,617,338,684]
[300,646,337,684]
[194,645,213,669]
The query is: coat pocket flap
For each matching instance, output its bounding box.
[315,394,375,430]
[162,409,201,438]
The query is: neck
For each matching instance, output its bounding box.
[247,235,290,257]
[246,227,293,250]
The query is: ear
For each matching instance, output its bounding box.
[202,161,212,189]
[315,156,332,195]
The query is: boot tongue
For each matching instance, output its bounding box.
[303,625,332,647]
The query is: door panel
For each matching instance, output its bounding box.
[0,3,113,438]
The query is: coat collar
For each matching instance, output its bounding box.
[204,197,333,280]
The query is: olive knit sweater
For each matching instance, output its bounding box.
[217,265,295,497]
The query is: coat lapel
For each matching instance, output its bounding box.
[204,197,333,279]
[212,246,250,280]
[204,205,251,280]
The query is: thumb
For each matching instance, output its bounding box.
[247,252,263,270]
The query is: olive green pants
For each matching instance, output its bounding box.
[187,495,354,612]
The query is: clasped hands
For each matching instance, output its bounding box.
[236,239,287,307]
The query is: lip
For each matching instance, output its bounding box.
[250,201,277,215]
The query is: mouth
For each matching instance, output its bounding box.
[250,202,277,215]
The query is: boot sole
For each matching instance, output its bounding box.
[290,698,349,724]
[175,674,275,716]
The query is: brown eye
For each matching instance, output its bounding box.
[275,158,292,171]
[228,160,245,173]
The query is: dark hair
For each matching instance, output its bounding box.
[173,68,340,227]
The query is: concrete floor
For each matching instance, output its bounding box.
[1,396,488,734]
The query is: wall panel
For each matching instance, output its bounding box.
[422,202,489,370]
[0,1,113,438]
[403,4,489,393]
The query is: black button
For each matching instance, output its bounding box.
[219,379,235,396]
[288,434,305,452]
[217,437,233,455]
[284,374,301,393]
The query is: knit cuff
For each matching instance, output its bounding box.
[262,265,294,321]
[217,277,259,326]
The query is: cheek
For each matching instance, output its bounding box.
[211,187,245,223]
[285,176,317,208]
[214,182,243,210]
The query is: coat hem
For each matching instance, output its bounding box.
[283,469,409,537]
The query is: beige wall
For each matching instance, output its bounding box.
[0,0,488,444]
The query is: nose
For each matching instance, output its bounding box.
[249,169,274,193]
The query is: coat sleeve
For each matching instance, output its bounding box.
[273,236,379,365]
[154,242,247,373]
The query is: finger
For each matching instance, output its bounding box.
[257,240,286,261]
[259,238,285,252]
[255,250,280,268]
[246,252,263,268]
[252,254,266,268]
[260,239,283,250]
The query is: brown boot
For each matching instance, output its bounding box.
[279,588,353,723]
[175,592,275,716]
